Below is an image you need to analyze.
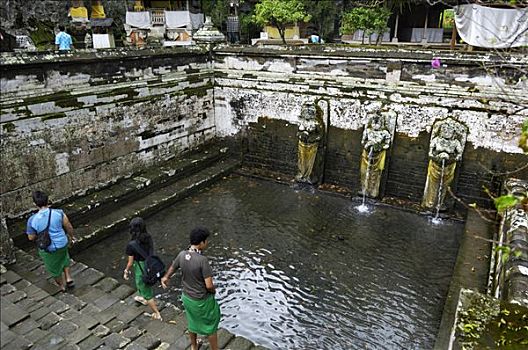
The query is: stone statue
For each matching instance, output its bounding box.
[296,102,325,185]
[360,111,394,198]
[422,118,467,210]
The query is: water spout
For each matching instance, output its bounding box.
[432,158,446,224]
[357,147,374,213]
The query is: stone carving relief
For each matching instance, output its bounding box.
[422,117,468,210]
[296,102,325,185]
[360,110,396,198]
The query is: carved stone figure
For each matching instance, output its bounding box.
[360,111,394,198]
[296,102,325,185]
[422,118,467,210]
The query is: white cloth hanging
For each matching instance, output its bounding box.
[126,11,151,29]
[189,13,204,30]
[455,4,528,48]
[165,11,190,29]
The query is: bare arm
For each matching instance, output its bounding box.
[63,214,75,241]
[161,264,175,289]
[205,276,216,294]
[123,256,134,280]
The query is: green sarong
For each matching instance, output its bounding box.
[38,246,70,278]
[133,260,153,300]
[182,293,221,335]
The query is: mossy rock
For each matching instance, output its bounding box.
[27,18,55,50]
[455,289,528,349]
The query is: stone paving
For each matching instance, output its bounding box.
[1,250,267,350]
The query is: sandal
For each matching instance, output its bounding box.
[134,296,148,305]
[151,313,163,321]
[66,280,75,289]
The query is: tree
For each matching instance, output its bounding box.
[202,0,230,31]
[341,7,391,44]
[303,0,338,42]
[252,0,311,45]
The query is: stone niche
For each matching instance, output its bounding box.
[213,46,528,207]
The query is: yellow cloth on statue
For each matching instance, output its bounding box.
[361,149,386,171]
[69,7,88,19]
[297,141,318,181]
[422,160,456,209]
[360,149,386,198]
[91,5,105,19]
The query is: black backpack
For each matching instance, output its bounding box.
[36,210,52,252]
[131,241,166,286]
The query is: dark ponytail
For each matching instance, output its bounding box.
[129,217,150,245]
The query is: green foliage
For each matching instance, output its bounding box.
[441,9,455,29]
[520,119,528,153]
[496,246,522,265]
[494,194,519,213]
[457,292,528,349]
[202,0,230,30]
[340,7,391,44]
[253,0,311,44]
[27,19,55,50]
[303,0,338,41]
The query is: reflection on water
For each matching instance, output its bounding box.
[75,175,462,350]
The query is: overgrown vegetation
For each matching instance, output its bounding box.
[340,6,391,44]
[456,291,528,349]
[252,0,311,44]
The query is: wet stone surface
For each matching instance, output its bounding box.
[1,249,259,350]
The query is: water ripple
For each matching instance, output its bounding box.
[74,176,463,350]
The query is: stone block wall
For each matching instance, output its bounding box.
[213,46,528,207]
[1,48,215,217]
[1,45,527,218]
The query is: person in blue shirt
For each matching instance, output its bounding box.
[26,191,76,291]
[55,25,73,51]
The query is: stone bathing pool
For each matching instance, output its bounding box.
[75,175,463,350]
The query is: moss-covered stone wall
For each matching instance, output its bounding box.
[213,45,528,207]
[1,48,214,217]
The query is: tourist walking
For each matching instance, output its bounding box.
[26,191,75,292]
[161,227,221,350]
[55,25,73,51]
[123,217,162,321]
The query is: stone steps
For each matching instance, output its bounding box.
[11,146,238,252]
[70,157,240,253]
[1,249,267,350]
[10,146,229,246]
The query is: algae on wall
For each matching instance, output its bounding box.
[27,18,55,50]
[455,289,528,349]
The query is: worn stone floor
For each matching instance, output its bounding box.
[1,249,267,350]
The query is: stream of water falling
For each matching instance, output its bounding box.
[75,175,463,350]
[432,159,446,224]
[357,147,374,213]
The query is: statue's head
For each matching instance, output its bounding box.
[300,103,317,121]
[439,123,455,140]
[368,114,384,130]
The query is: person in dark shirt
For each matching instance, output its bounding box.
[161,227,221,350]
[123,217,162,321]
